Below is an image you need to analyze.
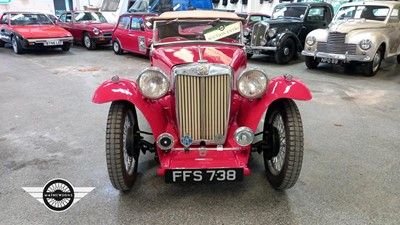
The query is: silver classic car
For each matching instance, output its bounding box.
[302,1,400,76]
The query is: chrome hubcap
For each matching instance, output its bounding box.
[372,50,381,72]
[283,47,290,56]
[84,36,91,47]
[113,42,119,52]
[123,114,135,175]
[12,38,17,53]
[267,113,286,175]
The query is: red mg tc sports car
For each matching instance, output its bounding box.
[57,11,116,50]
[93,11,312,191]
[0,12,73,54]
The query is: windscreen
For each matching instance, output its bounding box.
[154,19,242,44]
[10,13,53,26]
[334,5,389,22]
[272,6,307,19]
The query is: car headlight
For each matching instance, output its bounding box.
[237,69,269,99]
[93,28,100,35]
[244,28,251,36]
[359,39,372,50]
[260,37,267,46]
[137,67,170,99]
[267,28,277,38]
[306,36,316,46]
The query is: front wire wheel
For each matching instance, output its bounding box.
[106,101,140,191]
[263,99,304,190]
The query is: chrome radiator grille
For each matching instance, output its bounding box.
[317,32,356,54]
[251,22,269,46]
[175,74,230,142]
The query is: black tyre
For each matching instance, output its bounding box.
[247,53,253,59]
[106,101,140,191]
[305,56,319,69]
[61,45,70,51]
[0,39,5,47]
[263,99,304,190]
[11,36,24,54]
[274,38,295,64]
[397,55,400,64]
[365,47,383,77]
[83,33,96,50]
[113,40,123,55]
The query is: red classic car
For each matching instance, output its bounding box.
[0,12,73,54]
[237,12,270,31]
[93,11,312,191]
[57,11,116,50]
[112,13,157,56]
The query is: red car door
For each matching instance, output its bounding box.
[126,16,147,54]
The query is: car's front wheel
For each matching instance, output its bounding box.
[365,47,383,76]
[263,99,304,190]
[113,40,123,55]
[106,101,140,191]
[12,36,24,54]
[0,39,5,47]
[397,55,400,64]
[83,33,96,50]
[305,56,319,69]
[274,38,295,64]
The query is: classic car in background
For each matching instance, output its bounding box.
[111,13,157,56]
[245,2,334,64]
[0,12,73,54]
[92,11,312,191]
[302,1,400,76]
[237,12,270,31]
[57,11,116,50]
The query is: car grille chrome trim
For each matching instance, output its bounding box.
[250,21,269,46]
[317,32,357,55]
[173,63,232,144]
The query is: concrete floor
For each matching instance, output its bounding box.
[0,45,399,225]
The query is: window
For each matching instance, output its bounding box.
[389,8,399,23]
[118,16,130,29]
[101,0,121,12]
[0,14,8,24]
[59,14,66,22]
[130,17,143,30]
[307,7,325,21]
[249,16,262,25]
[65,13,72,22]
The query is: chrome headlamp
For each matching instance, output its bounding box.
[359,39,372,50]
[306,36,316,46]
[267,28,277,38]
[237,69,269,100]
[93,28,100,35]
[137,67,170,99]
[243,28,251,36]
[260,37,267,46]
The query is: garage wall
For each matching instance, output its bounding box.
[214,0,280,15]
[0,0,83,14]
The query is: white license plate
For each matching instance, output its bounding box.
[165,168,243,183]
[43,40,63,46]
[321,58,339,64]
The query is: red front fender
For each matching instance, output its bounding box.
[237,76,312,130]
[92,79,167,137]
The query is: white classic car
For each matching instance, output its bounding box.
[302,1,400,76]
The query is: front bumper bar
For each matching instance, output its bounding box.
[302,50,372,63]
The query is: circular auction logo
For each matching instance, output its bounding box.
[42,179,75,212]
